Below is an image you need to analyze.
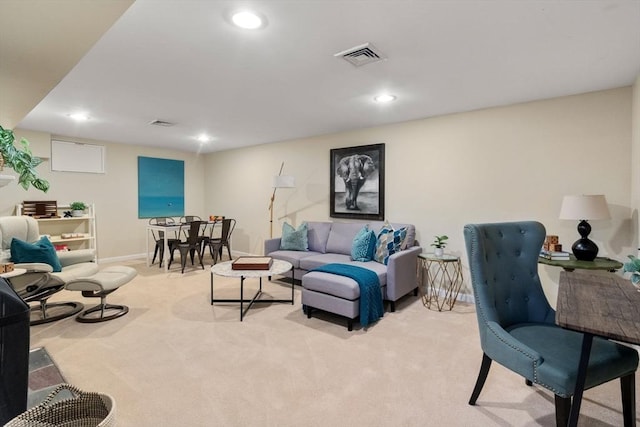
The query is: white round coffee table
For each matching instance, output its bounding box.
[210,259,293,321]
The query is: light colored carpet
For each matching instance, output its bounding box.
[30,257,638,426]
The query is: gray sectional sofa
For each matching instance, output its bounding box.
[264,221,421,328]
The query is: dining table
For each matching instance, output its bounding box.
[146,220,219,272]
[556,270,640,427]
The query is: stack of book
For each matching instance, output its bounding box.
[539,249,571,260]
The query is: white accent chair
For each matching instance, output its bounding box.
[0,216,98,324]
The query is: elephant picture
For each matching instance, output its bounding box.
[330,143,385,220]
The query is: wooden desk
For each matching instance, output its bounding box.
[557,270,640,426]
[539,255,622,272]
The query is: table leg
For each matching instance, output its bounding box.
[240,276,244,321]
[291,268,294,304]
[568,333,593,427]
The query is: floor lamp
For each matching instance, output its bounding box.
[269,162,295,238]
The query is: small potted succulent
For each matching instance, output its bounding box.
[623,255,640,289]
[70,201,87,217]
[431,235,448,257]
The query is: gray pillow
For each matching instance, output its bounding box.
[280,222,308,251]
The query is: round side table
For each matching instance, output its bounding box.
[418,253,463,311]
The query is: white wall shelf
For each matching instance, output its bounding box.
[16,203,97,261]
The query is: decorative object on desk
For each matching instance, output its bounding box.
[21,201,58,218]
[431,235,448,257]
[63,210,72,218]
[330,143,384,221]
[69,201,87,217]
[559,194,610,261]
[209,215,224,221]
[232,256,273,270]
[0,125,50,192]
[539,249,570,260]
[623,255,640,287]
[0,262,14,273]
[542,235,563,252]
[268,162,295,238]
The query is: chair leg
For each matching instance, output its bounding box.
[152,244,159,265]
[226,244,232,261]
[469,353,492,405]
[620,372,636,427]
[554,395,571,427]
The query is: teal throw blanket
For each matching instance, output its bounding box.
[312,263,384,327]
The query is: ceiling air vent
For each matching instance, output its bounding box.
[149,119,175,127]
[334,43,386,67]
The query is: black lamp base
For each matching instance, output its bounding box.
[571,238,598,261]
[572,219,599,261]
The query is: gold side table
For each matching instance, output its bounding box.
[418,253,463,311]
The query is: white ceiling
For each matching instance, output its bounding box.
[15,0,640,154]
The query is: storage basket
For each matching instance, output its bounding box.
[4,384,115,427]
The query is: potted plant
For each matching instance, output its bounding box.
[0,125,50,192]
[623,255,640,288]
[431,235,448,257]
[70,201,87,217]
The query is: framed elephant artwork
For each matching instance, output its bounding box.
[330,143,385,220]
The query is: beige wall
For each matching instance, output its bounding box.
[2,86,634,301]
[205,87,634,301]
[1,132,206,262]
[631,74,640,253]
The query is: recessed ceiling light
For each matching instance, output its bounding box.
[68,112,90,121]
[231,11,264,29]
[374,94,396,103]
[196,134,212,143]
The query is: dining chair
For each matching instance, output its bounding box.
[208,218,236,264]
[168,220,206,273]
[149,217,180,268]
[463,221,638,427]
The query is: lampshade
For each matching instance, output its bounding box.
[559,195,610,221]
[273,175,295,188]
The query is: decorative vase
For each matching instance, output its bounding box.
[72,210,84,217]
[434,248,444,257]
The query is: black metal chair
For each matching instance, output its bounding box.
[169,220,206,273]
[149,217,180,268]
[208,218,236,264]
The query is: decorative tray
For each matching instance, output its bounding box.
[232,256,273,270]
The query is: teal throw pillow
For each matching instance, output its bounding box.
[351,225,377,262]
[374,222,408,265]
[10,236,62,272]
[280,222,309,251]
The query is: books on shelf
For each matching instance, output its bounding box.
[539,249,571,260]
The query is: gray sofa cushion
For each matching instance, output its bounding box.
[307,221,332,254]
[299,253,352,271]
[270,250,322,269]
[325,222,364,255]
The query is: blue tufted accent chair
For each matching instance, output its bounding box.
[464,221,638,426]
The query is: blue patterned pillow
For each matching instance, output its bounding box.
[351,225,377,262]
[10,236,62,272]
[374,222,407,265]
[280,222,308,251]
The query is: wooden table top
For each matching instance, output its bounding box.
[539,255,623,271]
[556,270,640,345]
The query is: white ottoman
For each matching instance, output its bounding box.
[65,266,137,323]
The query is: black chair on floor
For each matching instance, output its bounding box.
[169,220,206,273]
[208,218,236,264]
[149,217,180,268]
